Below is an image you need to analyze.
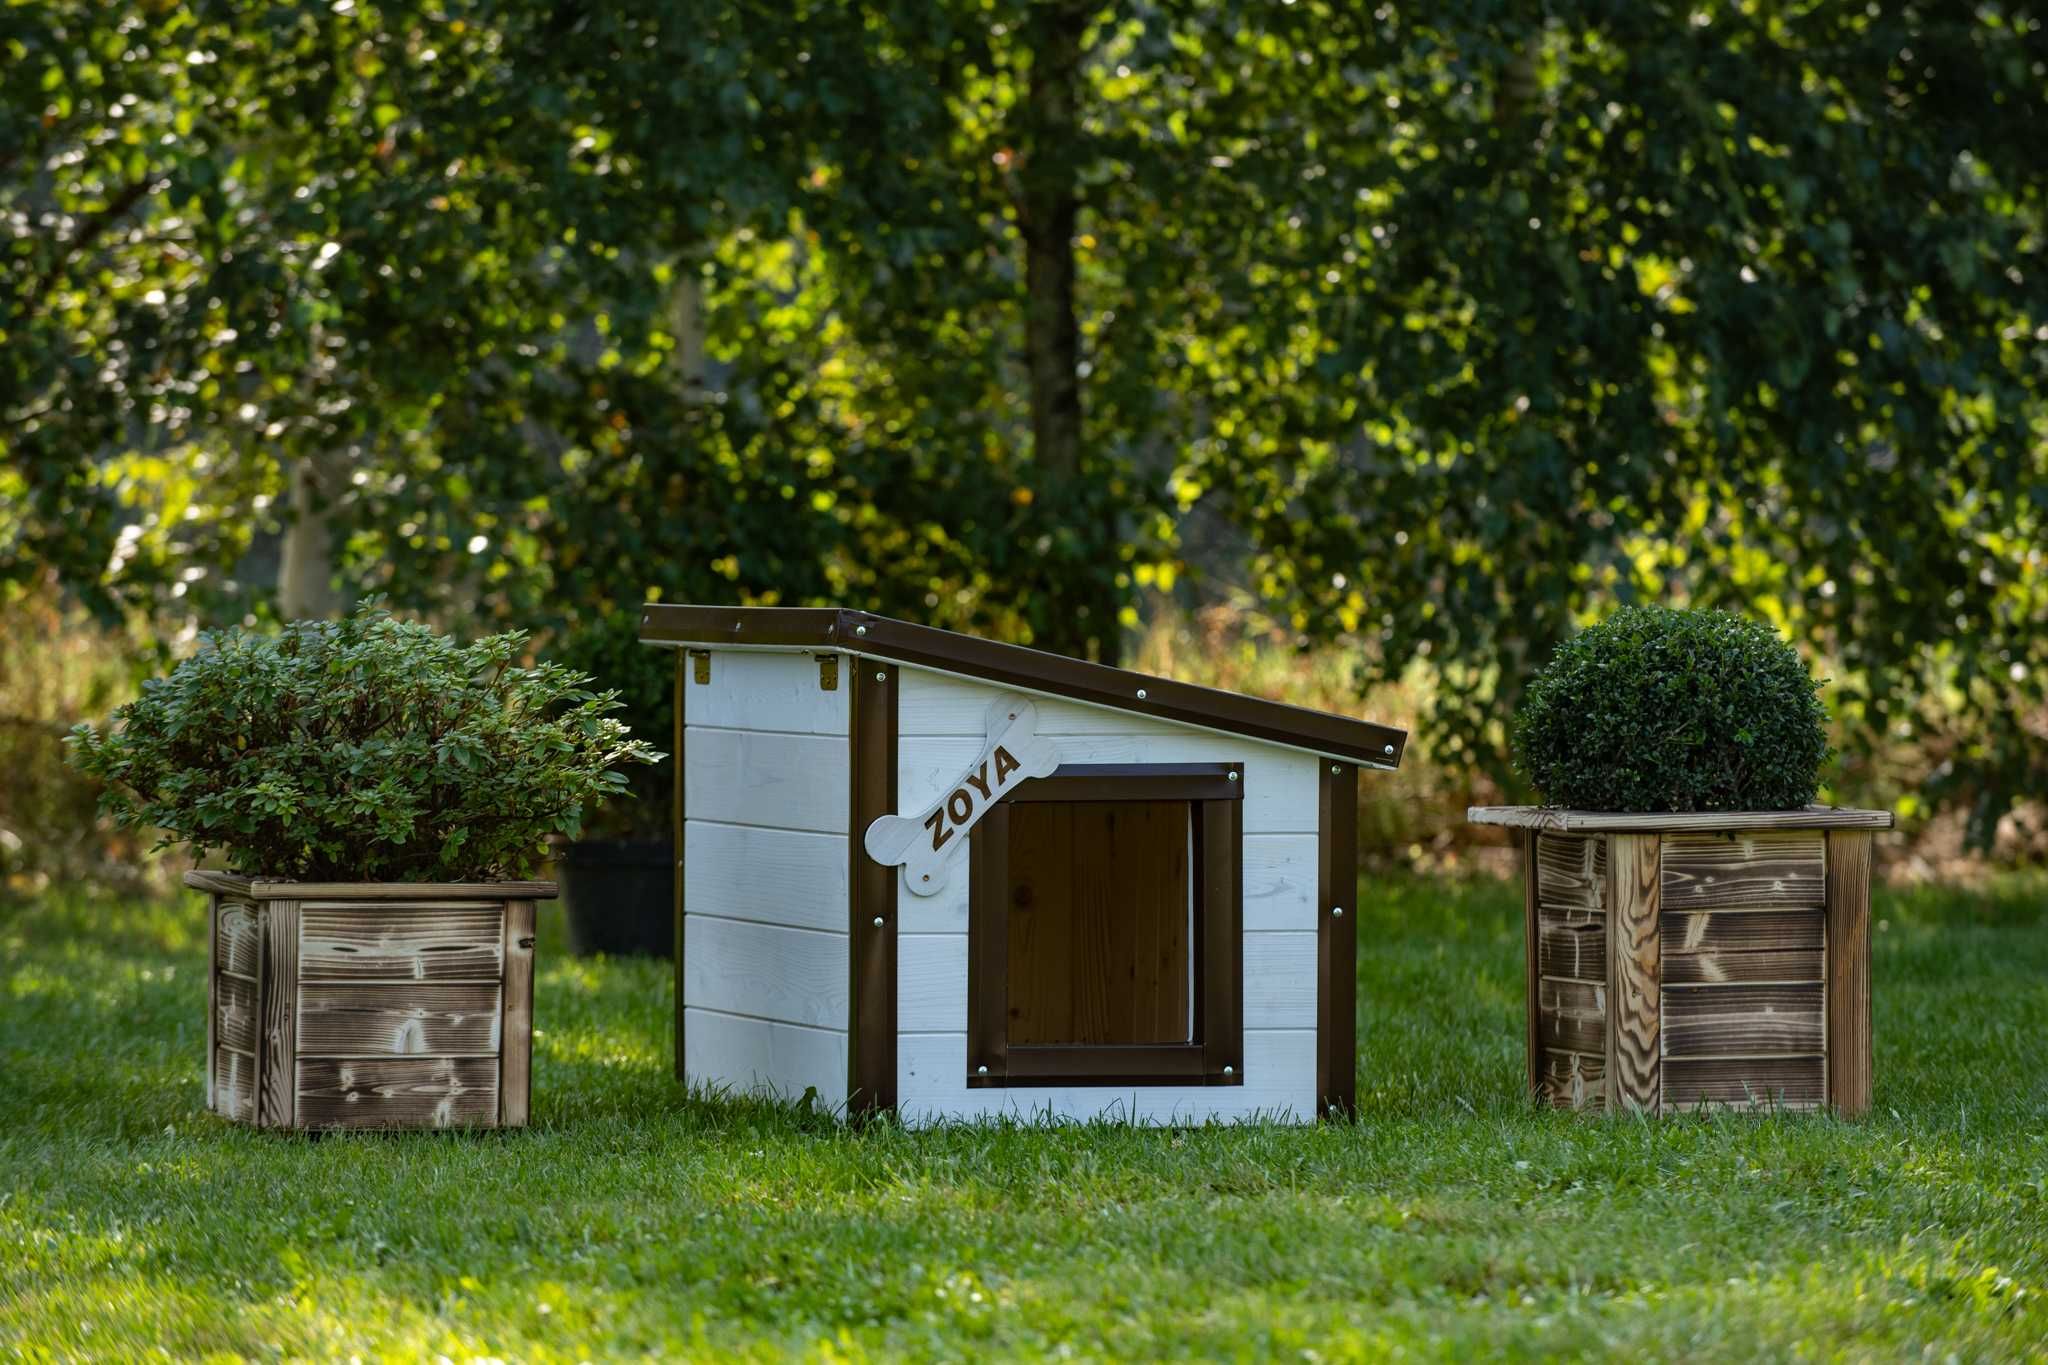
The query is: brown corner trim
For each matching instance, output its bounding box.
[684,646,700,1080]
[849,662,899,1118]
[1316,761,1359,1119]
[639,604,1407,770]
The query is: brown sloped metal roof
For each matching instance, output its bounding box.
[639,605,1406,770]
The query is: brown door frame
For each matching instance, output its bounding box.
[967,763,1245,1088]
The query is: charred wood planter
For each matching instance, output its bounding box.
[190,871,556,1131]
[1468,806,1893,1116]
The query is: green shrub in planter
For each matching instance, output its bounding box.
[1512,606,1830,812]
[67,601,661,880]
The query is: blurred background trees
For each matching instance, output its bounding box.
[5,0,2045,885]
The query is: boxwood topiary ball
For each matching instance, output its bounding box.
[1512,606,1831,813]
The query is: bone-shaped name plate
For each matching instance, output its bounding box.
[863,695,1060,898]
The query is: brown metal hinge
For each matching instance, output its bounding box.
[690,650,710,684]
[818,653,839,691]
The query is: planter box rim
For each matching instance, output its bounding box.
[185,869,558,900]
[1467,803,1892,833]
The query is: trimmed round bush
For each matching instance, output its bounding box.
[68,601,661,881]
[1513,607,1830,813]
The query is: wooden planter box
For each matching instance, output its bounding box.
[187,872,556,1131]
[1467,807,1892,1116]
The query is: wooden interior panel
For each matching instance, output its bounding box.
[1663,948,1825,984]
[297,904,504,981]
[213,1047,256,1123]
[1534,833,1607,912]
[215,973,256,1053]
[296,1057,499,1129]
[1537,978,1606,1055]
[1537,1049,1605,1110]
[1661,831,1825,910]
[1537,910,1606,982]
[1662,1055,1825,1111]
[1662,907,1824,954]
[216,903,260,978]
[1006,800,1191,1046]
[295,982,502,1057]
[1662,982,1824,1057]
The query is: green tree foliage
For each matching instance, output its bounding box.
[67,601,659,879]
[7,2,2046,841]
[1513,607,1831,812]
[1135,3,2047,839]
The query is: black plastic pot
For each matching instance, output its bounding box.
[555,838,674,957]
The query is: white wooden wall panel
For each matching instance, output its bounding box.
[681,647,853,1107]
[686,727,848,835]
[899,932,970,1034]
[686,822,847,934]
[684,1007,847,1111]
[687,649,849,734]
[899,667,1202,740]
[887,666,1329,1125]
[897,870,969,935]
[896,1028,1316,1124]
[899,930,1319,1035]
[1242,834,1316,932]
[892,830,1310,937]
[684,915,848,1031]
[897,735,1316,834]
[1241,932,1318,1029]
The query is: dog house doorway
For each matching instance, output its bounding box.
[967,763,1244,1088]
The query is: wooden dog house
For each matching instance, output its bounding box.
[639,606,1406,1124]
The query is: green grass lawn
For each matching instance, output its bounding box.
[4,873,2046,1361]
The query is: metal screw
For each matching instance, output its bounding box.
[1330,764,1341,774]
[1222,1065,1235,1076]
[1383,743,1395,755]
[1332,906,1345,918]
[855,625,867,636]
[875,671,886,682]
[733,621,742,630]
[872,916,884,927]
[1227,771,1238,782]
[1136,688,1147,700]
[977,1065,989,1076]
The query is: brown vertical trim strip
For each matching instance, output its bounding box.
[1200,798,1244,1085]
[500,898,535,1127]
[849,662,899,1117]
[205,894,219,1116]
[1605,833,1661,1115]
[1824,829,1873,1116]
[1316,762,1359,1117]
[1522,829,1542,1103]
[684,646,700,1080]
[968,803,1011,1082]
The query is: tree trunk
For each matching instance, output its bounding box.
[277,454,343,619]
[672,267,706,395]
[1020,0,1119,664]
